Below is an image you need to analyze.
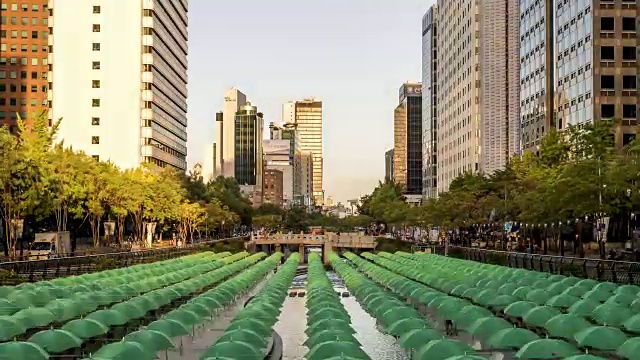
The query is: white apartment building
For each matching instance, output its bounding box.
[49,0,188,170]
[215,88,247,178]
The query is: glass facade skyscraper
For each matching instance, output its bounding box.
[422,6,438,199]
[394,82,423,196]
[234,103,263,187]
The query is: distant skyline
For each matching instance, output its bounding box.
[186,0,433,204]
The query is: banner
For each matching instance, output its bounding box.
[144,222,157,248]
[103,222,115,236]
[10,219,24,239]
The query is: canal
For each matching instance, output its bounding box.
[273,271,408,360]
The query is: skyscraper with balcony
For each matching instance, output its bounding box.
[49,0,188,170]
[394,82,423,198]
[0,0,50,131]
[422,6,438,199]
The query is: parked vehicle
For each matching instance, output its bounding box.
[28,232,72,260]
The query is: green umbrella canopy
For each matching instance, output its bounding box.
[227,319,273,337]
[605,293,636,307]
[616,337,640,360]
[398,328,443,349]
[93,341,155,360]
[163,309,202,326]
[615,284,640,296]
[304,330,359,349]
[308,308,350,321]
[218,329,266,346]
[27,329,83,354]
[306,319,355,336]
[305,341,369,360]
[592,281,617,293]
[0,316,27,341]
[512,286,535,300]
[592,303,633,326]
[414,339,474,360]
[546,294,581,309]
[437,298,472,318]
[582,289,614,303]
[0,286,15,298]
[563,356,607,360]
[110,301,146,320]
[0,299,21,316]
[544,314,591,340]
[467,317,513,339]
[146,318,191,338]
[12,307,56,329]
[380,307,421,327]
[574,326,627,351]
[514,339,581,359]
[504,301,538,318]
[123,330,175,353]
[384,318,431,337]
[0,341,50,360]
[192,296,225,310]
[181,303,213,318]
[523,306,562,328]
[452,306,494,329]
[561,286,590,298]
[200,340,263,360]
[61,318,109,339]
[486,328,540,350]
[85,309,130,327]
[567,299,600,317]
[44,299,84,322]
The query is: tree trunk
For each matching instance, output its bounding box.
[89,214,101,248]
[117,216,125,246]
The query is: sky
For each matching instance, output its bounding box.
[186,0,434,204]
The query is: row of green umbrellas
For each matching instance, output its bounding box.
[201,253,300,360]
[0,252,246,341]
[334,252,476,360]
[304,252,370,360]
[0,252,268,360]
[363,251,640,359]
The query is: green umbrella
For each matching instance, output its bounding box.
[85,309,130,327]
[582,289,613,303]
[61,318,109,339]
[574,326,627,351]
[93,341,155,360]
[12,308,56,329]
[414,339,474,360]
[452,306,494,329]
[306,341,368,360]
[27,329,83,354]
[486,328,540,350]
[200,340,262,360]
[306,319,354,337]
[110,302,147,320]
[227,319,273,337]
[592,303,633,326]
[504,301,538,318]
[0,341,50,360]
[525,290,553,305]
[0,299,21,316]
[615,284,640,296]
[546,294,580,309]
[181,303,213,318]
[563,356,607,360]
[0,316,27,341]
[380,307,420,326]
[304,330,359,348]
[322,357,368,360]
[44,299,83,322]
[0,286,15,298]
[163,309,202,326]
[487,295,517,310]
[308,308,350,322]
[467,317,513,339]
[544,314,591,340]
[218,329,266,346]
[146,319,191,337]
[398,328,443,349]
[561,286,589,298]
[604,293,636,307]
[514,339,581,359]
[567,299,600,317]
[616,337,640,360]
[384,318,430,336]
[123,330,175,352]
[523,306,562,328]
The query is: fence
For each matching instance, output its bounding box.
[0,236,248,283]
[449,246,640,285]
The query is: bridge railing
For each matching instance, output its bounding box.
[449,246,640,285]
[0,236,248,284]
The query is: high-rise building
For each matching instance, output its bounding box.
[393,82,423,196]
[436,0,520,192]
[263,169,284,207]
[263,139,294,207]
[49,0,188,170]
[217,88,248,177]
[554,0,639,146]
[234,103,263,187]
[520,0,555,153]
[270,122,305,206]
[0,0,50,131]
[384,148,394,183]
[201,143,216,183]
[422,6,438,199]
[283,98,323,205]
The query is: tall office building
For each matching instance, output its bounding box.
[49,0,188,170]
[393,82,423,198]
[263,139,294,207]
[384,148,394,183]
[0,0,50,131]
[436,0,520,192]
[520,0,555,153]
[216,88,248,177]
[234,103,263,187]
[282,99,323,205]
[555,0,639,146]
[201,143,215,183]
[270,122,306,206]
[421,6,438,199]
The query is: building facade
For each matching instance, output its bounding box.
[263,139,294,207]
[422,6,438,199]
[234,103,263,187]
[217,88,248,177]
[283,99,323,205]
[393,82,423,196]
[555,0,639,146]
[0,0,50,131]
[270,122,306,206]
[384,148,394,183]
[263,169,284,207]
[49,0,188,170]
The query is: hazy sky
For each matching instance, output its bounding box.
[187,0,433,204]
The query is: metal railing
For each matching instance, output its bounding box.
[449,246,640,285]
[0,236,248,283]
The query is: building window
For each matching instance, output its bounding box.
[92,99,100,107]
[92,80,100,88]
[93,6,101,14]
[601,104,615,119]
[601,75,614,90]
[601,17,614,31]
[623,105,637,119]
[92,61,100,69]
[92,24,100,32]
[31,31,38,39]
[601,46,614,61]
[92,155,99,161]
[31,4,38,11]
[622,17,636,32]
[92,117,100,125]
[91,136,100,144]
[622,47,637,61]
[623,76,637,90]
[92,43,100,51]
